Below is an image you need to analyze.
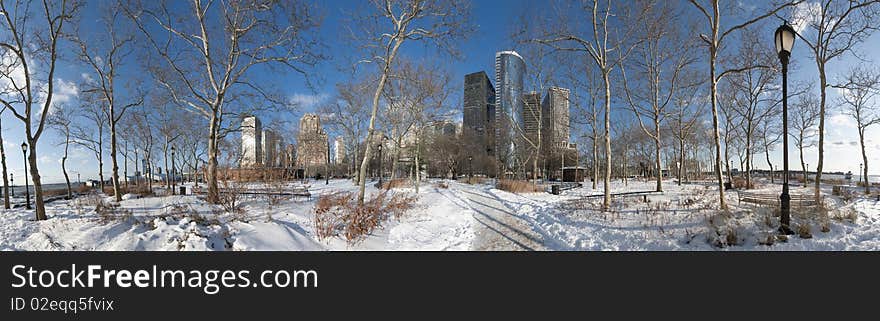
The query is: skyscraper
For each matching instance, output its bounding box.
[463,71,496,156]
[333,136,345,164]
[261,130,277,167]
[296,114,329,169]
[495,50,525,170]
[241,115,262,167]
[541,86,571,150]
[522,91,542,150]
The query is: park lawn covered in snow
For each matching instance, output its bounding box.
[0,179,475,251]
[1,178,878,251]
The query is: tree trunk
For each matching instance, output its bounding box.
[357,40,403,207]
[678,137,685,186]
[860,128,870,194]
[111,119,121,202]
[592,131,598,189]
[602,71,612,211]
[745,122,752,189]
[415,134,420,194]
[815,63,826,203]
[28,141,47,220]
[654,132,663,192]
[764,144,773,185]
[799,139,807,188]
[0,118,8,209]
[206,110,221,203]
[62,155,71,199]
[709,48,727,208]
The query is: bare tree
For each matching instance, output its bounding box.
[669,87,705,185]
[530,0,642,210]
[349,0,471,206]
[725,27,781,189]
[791,91,820,187]
[792,0,880,201]
[621,0,699,192]
[125,0,323,203]
[0,0,82,220]
[757,115,782,183]
[319,77,373,180]
[687,0,801,208]
[834,67,880,193]
[0,107,9,208]
[76,1,143,202]
[48,105,75,199]
[71,101,107,190]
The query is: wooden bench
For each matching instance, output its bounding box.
[291,185,311,201]
[738,191,817,207]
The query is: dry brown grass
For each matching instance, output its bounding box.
[457,177,487,185]
[496,179,542,193]
[380,179,411,189]
[314,191,417,244]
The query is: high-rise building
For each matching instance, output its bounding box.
[541,86,571,150]
[522,91,542,149]
[495,51,525,169]
[463,71,496,155]
[296,114,329,169]
[333,136,345,164]
[261,130,277,167]
[241,115,262,167]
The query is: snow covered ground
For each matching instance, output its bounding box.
[1,178,878,251]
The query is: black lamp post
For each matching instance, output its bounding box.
[775,22,796,235]
[468,155,473,179]
[10,172,13,197]
[859,163,863,187]
[21,142,30,209]
[377,143,383,187]
[171,145,176,195]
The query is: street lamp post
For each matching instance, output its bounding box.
[775,22,796,234]
[21,142,30,210]
[468,155,473,180]
[10,172,13,197]
[859,163,863,187]
[171,146,176,195]
[377,143,384,187]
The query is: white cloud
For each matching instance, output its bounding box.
[289,93,328,109]
[829,113,855,128]
[47,78,79,115]
[791,1,822,34]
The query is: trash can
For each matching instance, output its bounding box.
[179,186,187,195]
[551,185,560,195]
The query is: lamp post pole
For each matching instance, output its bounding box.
[468,156,473,179]
[171,146,176,195]
[10,172,13,197]
[377,143,383,187]
[21,142,30,210]
[775,22,796,235]
[859,163,863,187]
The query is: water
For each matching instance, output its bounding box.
[4,182,84,198]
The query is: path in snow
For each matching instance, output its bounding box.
[453,184,548,251]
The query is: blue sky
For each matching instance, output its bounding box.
[2,0,879,184]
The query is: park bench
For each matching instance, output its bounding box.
[549,182,583,195]
[737,191,817,208]
[291,185,311,201]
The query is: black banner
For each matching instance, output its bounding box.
[1,252,878,319]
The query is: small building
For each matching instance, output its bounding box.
[562,166,587,182]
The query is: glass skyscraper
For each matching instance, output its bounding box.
[494,50,525,172]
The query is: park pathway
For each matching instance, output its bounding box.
[453,184,548,251]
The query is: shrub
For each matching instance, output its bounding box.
[381,179,410,189]
[313,191,417,244]
[796,223,812,239]
[496,179,542,193]
[95,200,132,224]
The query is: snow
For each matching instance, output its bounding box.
[1,177,878,251]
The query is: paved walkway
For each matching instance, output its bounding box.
[454,185,547,251]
